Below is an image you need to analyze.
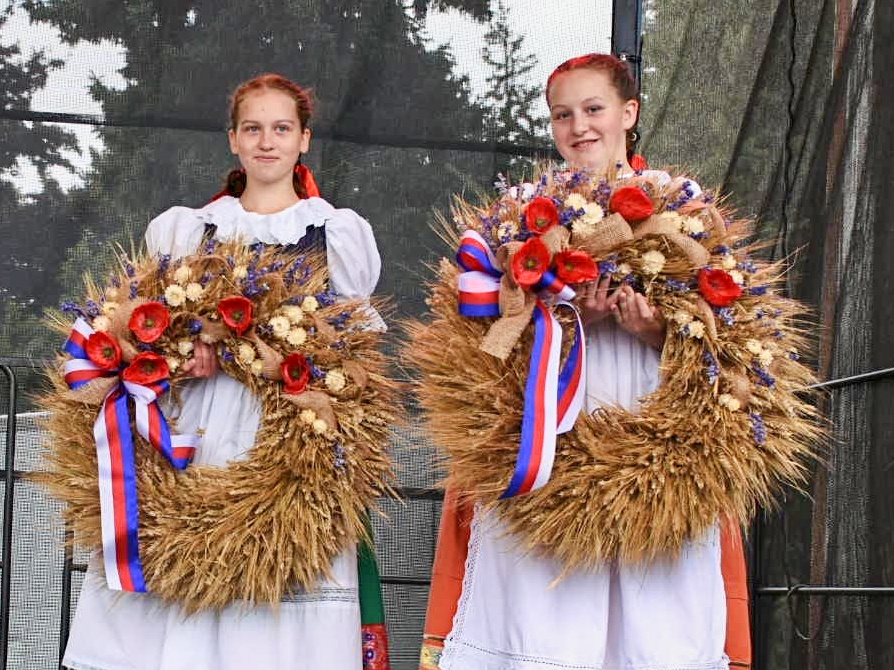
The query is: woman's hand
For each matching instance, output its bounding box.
[578,278,666,350]
[609,284,666,350]
[180,340,219,378]
[578,275,622,326]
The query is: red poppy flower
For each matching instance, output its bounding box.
[698,268,743,307]
[511,237,551,289]
[128,301,171,343]
[609,185,655,222]
[85,331,122,370]
[554,250,599,284]
[122,352,170,385]
[281,353,311,395]
[218,295,254,335]
[524,197,560,235]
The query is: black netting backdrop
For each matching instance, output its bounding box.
[1,0,892,668]
[641,0,893,668]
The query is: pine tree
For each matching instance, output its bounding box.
[480,0,549,178]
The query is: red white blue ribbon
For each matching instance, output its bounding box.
[455,232,586,497]
[63,318,118,388]
[63,319,197,592]
[457,230,502,318]
[501,300,585,498]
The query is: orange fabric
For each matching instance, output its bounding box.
[422,488,472,646]
[720,517,752,668]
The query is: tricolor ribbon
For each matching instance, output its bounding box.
[63,318,198,592]
[455,232,586,497]
[457,230,502,318]
[501,300,585,497]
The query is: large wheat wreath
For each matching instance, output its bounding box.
[406,167,822,568]
[38,239,395,612]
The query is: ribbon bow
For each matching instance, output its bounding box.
[63,318,197,592]
[456,231,586,498]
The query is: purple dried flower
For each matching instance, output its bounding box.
[704,351,720,384]
[752,363,776,388]
[749,411,767,445]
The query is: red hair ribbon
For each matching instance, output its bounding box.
[295,164,320,197]
[630,153,649,171]
[208,164,321,202]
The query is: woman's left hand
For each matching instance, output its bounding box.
[610,284,666,350]
[180,340,219,378]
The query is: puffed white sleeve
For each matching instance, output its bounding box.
[317,202,384,330]
[322,206,382,299]
[143,206,206,259]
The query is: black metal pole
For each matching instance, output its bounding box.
[749,515,763,668]
[611,0,644,87]
[0,366,18,670]
[59,530,74,670]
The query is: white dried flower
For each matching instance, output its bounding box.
[718,393,741,411]
[681,216,705,235]
[299,409,317,425]
[185,282,204,301]
[281,305,304,325]
[617,262,633,276]
[232,265,248,280]
[237,343,256,364]
[312,419,329,434]
[250,359,264,376]
[92,315,111,332]
[745,339,763,355]
[686,320,706,338]
[728,270,745,285]
[325,368,347,393]
[672,310,694,325]
[164,284,186,307]
[580,202,604,224]
[173,265,191,284]
[564,193,588,210]
[301,296,319,313]
[722,254,737,270]
[758,349,774,367]
[101,301,120,316]
[640,249,666,275]
[177,339,194,356]
[269,316,291,339]
[286,327,308,347]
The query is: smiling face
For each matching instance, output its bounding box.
[548,68,638,172]
[228,88,311,191]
